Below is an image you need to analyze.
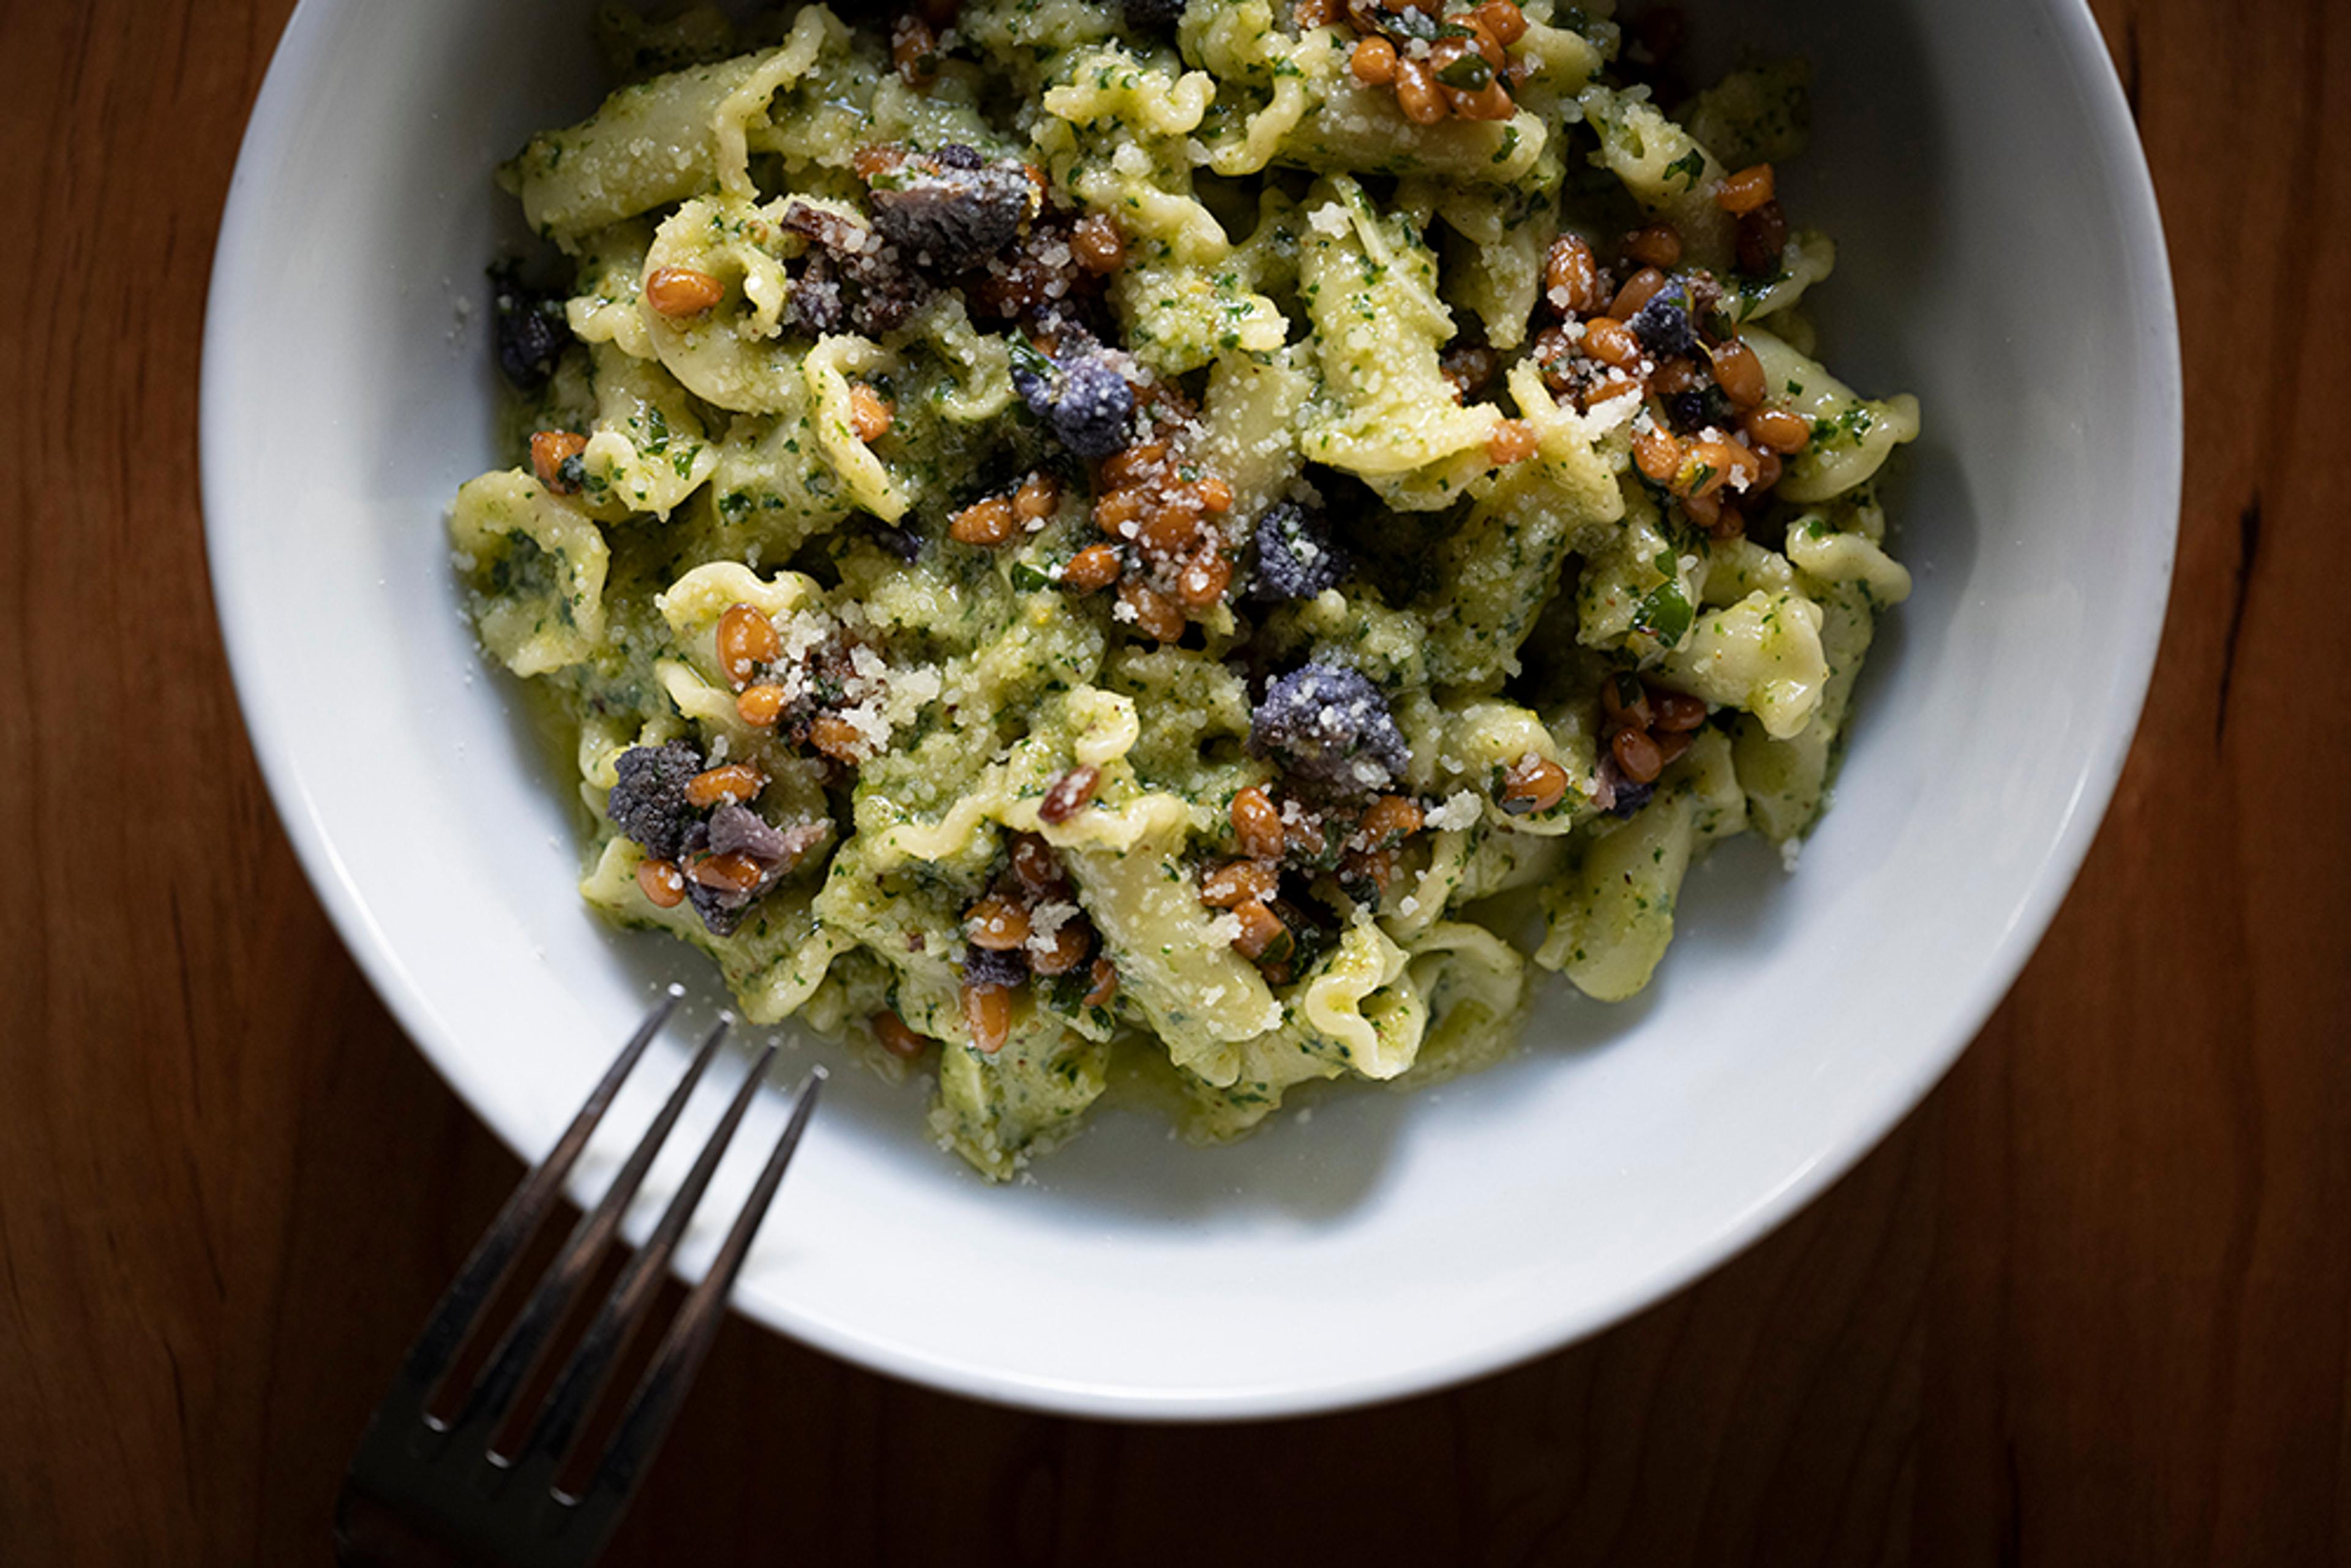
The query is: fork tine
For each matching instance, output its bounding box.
[443,1018,732,1447]
[396,992,678,1402]
[509,1044,780,1474]
[575,1068,824,1514]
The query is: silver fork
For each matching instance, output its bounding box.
[334,996,822,1567]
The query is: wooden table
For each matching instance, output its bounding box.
[5,1,2345,1561]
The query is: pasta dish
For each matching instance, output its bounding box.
[451,0,1919,1177]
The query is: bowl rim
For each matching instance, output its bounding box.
[200,0,2181,1420]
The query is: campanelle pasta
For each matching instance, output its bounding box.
[452,0,1918,1178]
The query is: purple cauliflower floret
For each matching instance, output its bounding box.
[787,250,848,335]
[1248,662,1409,798]
[865,517,923,562]
[708,805,831,871]
[1592,754,1654,819]
[1629,283,1697,360]
[705,803,789,863]
[1123,0,1187,31]
[605,742,703,861]
[490,263,571,391]
[684,879,746,937]
[781,202,932,335]
[868,147,1036,274]
[1016,350,1135,460]
[1247,501,1347,601]
[1607,780,1655,819]
[962,942,1029,989]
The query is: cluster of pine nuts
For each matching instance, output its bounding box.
[714,602,868,765]
[1306,0,1531,126]
[1065,385,1239,639]
[1526,166,1815,539]
[872,776,1120,1057]
[1599,673,1708,787]
[1207,784,1427,981]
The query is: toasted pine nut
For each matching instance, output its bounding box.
[1499,756,1569,815]
[1231,786,1285,860]
[1715,163,1775,216]
[961,980,1012,1054]
[808,715,864,762]
[1139,497,1205,557]
[1465,13,1507,67]
[1709,338,1768,408]
[1200,860,1280,908]
[1652,690,1708,732]
[1038,764,1101,825]
[1543,234,1605,315]
[1624,224,1683,271]
[1487,419,1539,465]
[1474,0,1527,44]
[1030,916,1094,976]
[684,763,764,809]
[950,495,1018,547]
[737,683,787,728]
[1082,956,1119,1008]
[1610,266,1670,320]
[875,1010,931,1058]
[1584,374,1644,408]
[1452,79,1516,121]
[848,382,894,443]
[1395,59,1447,123]
[645,266,725,318]
[1633,422,1684,484]
[890,15,938,86]
[1093,489,1145,539]
[530,430,587,493]
[1359,795,1423,844]
[1737,200,1788,275]
[966,894,1031,951]
[636,857,686,909]
[1119,580,1184,642]
[1682,437,1761,497]
[1175,547,1232,609]
[1681,484,1726,531]
[1651,356,1706,397]
[1743,406,1812,453]
[1611,726,1664,784]
[1600,672,1654,731]
[1098,442,1166,492]
[1196,475,1234,513]
[716,602,781,689]
[851,143,904,182]
[1582,317,1642,369]
[1230,899,1288,959]
[1351,34,1398,85]
[1014,471,1061,521]
[1072,213,1127,275]
[1008,833,1068,898]
[687,850,763,893]
[1060,544,1123,592]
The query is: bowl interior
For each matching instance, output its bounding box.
[202,0,2177,1416]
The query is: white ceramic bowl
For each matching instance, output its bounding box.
[202,0,2178,1417]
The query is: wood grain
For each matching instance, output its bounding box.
[3,0,2345,1562]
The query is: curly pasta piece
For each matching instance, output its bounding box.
[449,471,609,675]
